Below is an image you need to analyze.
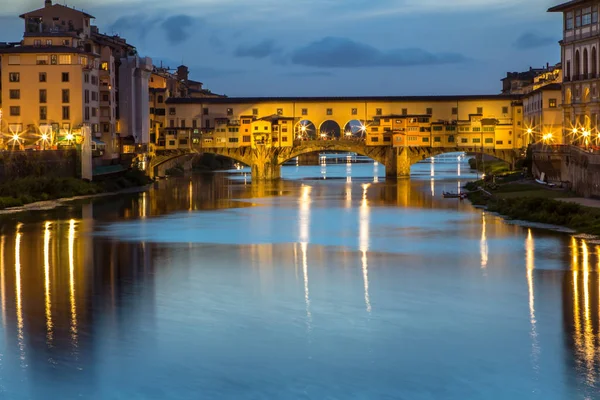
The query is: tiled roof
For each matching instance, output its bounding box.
[548,0,588,12]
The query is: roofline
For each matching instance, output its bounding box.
[166,94,521,105]
[19,4,95,19]
[548,0,588,12]
[523,83,563,96]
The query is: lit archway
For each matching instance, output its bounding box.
[343,119,367,139]
[295,120,316,140]
[319,120,341,140]
[566,88,572,104]
[584,87,591,102]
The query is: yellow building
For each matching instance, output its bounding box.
[0,1,100,150]
[522,83,563,145]
[162,95,524,152]
[549,1,600,144]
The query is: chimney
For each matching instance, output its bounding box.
[45,0,52,7]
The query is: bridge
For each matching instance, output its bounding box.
[149,140,520,180]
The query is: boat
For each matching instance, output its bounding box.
[443,191,468,199]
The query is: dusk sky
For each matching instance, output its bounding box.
[0,0,563,97]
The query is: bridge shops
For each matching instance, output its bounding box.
[158,95,526,154]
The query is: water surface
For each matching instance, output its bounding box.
[0,157,599,399]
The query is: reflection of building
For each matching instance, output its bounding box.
[549,2,600,142]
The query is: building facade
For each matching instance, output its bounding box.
[0,0,152,160]
[549,1,600,145]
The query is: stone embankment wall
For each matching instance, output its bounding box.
[0,150,79,181]
[533,145,600,197]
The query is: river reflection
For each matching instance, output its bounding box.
[0,160,600,399]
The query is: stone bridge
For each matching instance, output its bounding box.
[149,140,520,180]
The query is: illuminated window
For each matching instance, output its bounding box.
[9,72,19,82]
[8,56,20,65]
[277,108,283,116]
[101,62,109,70]
[36,55,49,65]
[59,55,71,65]
[549,98,557,108]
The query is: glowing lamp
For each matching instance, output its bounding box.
[66,133,74,141]
[12,134,19,141]
[301,126,307,132]
[526,128,533,134]
[41,133,48,141]
[583,130,590,137]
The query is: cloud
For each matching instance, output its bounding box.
[161,15,195,45]
[513,32,557,50]
[109,14,195,45]
[235,39,282,59]
[284,71,333,77]
[289,37,467,68]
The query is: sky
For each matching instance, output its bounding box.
[0,0,564,97]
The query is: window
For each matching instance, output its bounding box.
[92,108,96,117]
[583,7,592,25]
[36,55,49,65]
[446,126,456,131]
[253,108,258,116]
[254,126,258,131]
[85,90,90,104]
[277,108,283,116]
[38,72,47,83]
[402,108,407,116]
[461,138,468,143]
[264,126,268,131]
[483,127,495,132]
[376,108,382,116]
[59,55,71,65]
[62,106,70,120]
[192,120,197,128]
[426,108,433,115]
[434,136,441,143]
[8,56,20,65]
[477,107,483,114]
[228,138,239,143]
[8,124,22,133]
[62,72,69,82]
[433,126,443,131]
[576,8,582,27]
[85,107,90,121]
[51,55,57,65]
[502,106,509,114]
[243,135,251,142]
[566,11,574,29]
[371,127,379,132]
[62,89,70,103]
[170,120,175,128]
[39,106,47,120]
[549,98,557,108]
[84,73,90,83]
[33,39,42,47]
[594,9,599,24]
[91,92,97,101]
[101,62,109,71]
[351,108,358,115]
[9,89,20,100]
[9,72,19,82]
[371,137,379,142]
[422,137,429,143]
[103,123,110,133]
[227,108,233,116]
[472,127,481,132]
[472,138,481,143]
[10,106,20,116]
[180,120,186,128]
[301,108,307,116]
[39,89,47,103]
[91,76,97,85]
[448,135,455,143]
[452,107,458,115]
[484,138,494,144]
[496,140,504,145]
[326,108,333,115]
[169,107,176,115]
[63,39,70,46]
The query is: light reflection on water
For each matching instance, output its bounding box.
[0,158,599,399]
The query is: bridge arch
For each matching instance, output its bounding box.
[318,120,341,140]
[343,119,367,139]
[276,140,390,167]
[294,120,317,140]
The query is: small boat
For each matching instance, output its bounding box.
[443,191,467,199]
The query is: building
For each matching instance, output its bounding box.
[0,0,152,160]
[549,1,600,145]
[162,95,524,152]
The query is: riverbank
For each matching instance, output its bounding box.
[466,178,600,235]
[0,169,152,211]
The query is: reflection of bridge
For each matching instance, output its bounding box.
[149,140,520,180]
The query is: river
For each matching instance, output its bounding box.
[0,155,599,399]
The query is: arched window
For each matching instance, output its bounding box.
[592,47,597,77]
[584,48,589,77]
[575,50,581,79]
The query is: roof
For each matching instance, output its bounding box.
[0,45,92,55]
[380,114,432,119]
[524,83,563,97]
[548,0,588,12]
[20,3,95,19]
[166,94,521,105]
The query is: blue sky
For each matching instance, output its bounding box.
[0,0,563,96]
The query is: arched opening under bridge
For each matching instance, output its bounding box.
[319,120,341,140]
[343,119,367,139]
[295,120,317,140]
